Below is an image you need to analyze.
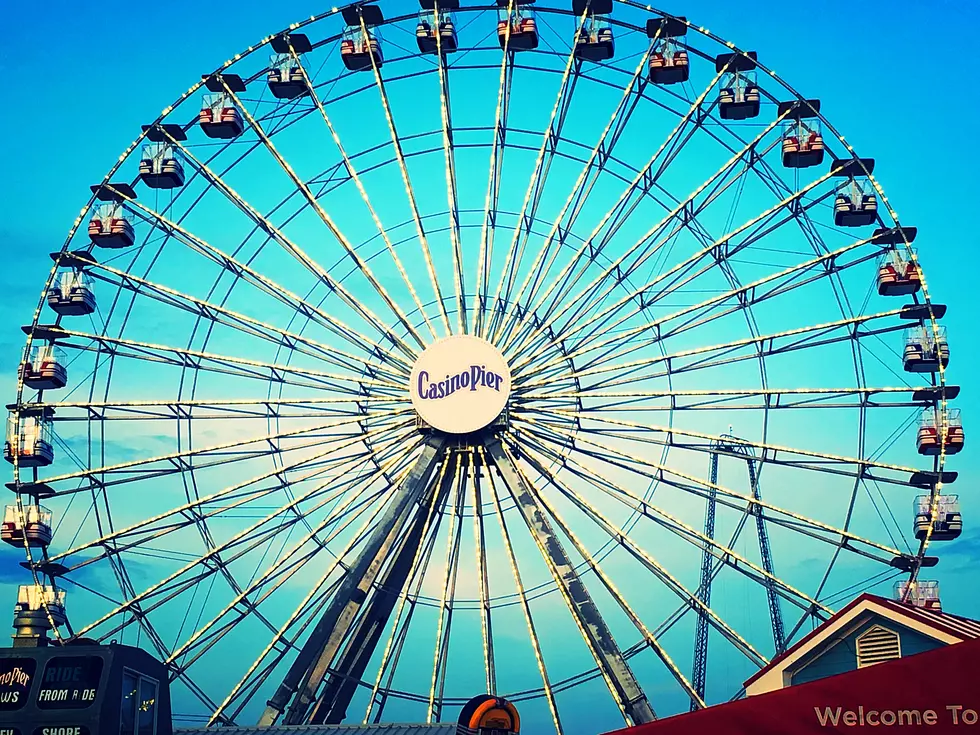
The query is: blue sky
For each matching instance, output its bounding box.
[1,0,979,731]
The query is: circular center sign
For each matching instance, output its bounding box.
[410,335,511,434]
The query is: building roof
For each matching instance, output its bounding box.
[743,593,980,692]
[176,724,455,735]
[605,636,980,735]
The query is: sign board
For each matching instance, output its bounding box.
[606,637,980,735]
[410,335,511,434]
[0,644,171,735]
[35,657,103,710]
[0,658,35,712]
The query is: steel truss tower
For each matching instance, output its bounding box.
[690,433,786,710]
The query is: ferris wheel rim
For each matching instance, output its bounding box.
[7,1,958,728]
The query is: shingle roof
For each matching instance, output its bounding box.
[872,595,980,640]
[743,592,980,688]
[176,725,455,735]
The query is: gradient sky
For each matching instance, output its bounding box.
[1,0,979,730]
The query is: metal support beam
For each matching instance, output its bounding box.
[691,434,785,710]
[746,455,786,652]
[258,436,446,726]
[306,452,458,724]
[691,452,718,710]
[484,438,655,726]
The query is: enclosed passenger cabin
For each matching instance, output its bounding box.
[782,120,823,167]
[417,7,459,55]
[15,584,67,626]
[2,504,53,547]
[894,580,941,611]
[139,143,185,189]
[200,93,244,139]
[4,409,55,468]
[646,17,689,84]
[267,54,308,99]
[903,326,949,373]
[89,202,135,249]
[497,2,538,50]
[341,27,384,71]
[831,158,878,227]
[340,5,385,71]
[913,495,961,541]
[199,74,247,139]
[20,345,67,391]
[717,52,759,120]
[779,100,823,168]
[878,249,921,297]
[917,407,964,456]
[574,15,615,61]
[47,270,96,316]
[266,34,313,99]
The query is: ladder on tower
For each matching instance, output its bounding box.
[690,433,785,710]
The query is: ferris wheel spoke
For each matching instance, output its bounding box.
[474,28,515,338]
[552,164,839,354]
[255,438,447,726]
[173,437,424,680]
[114,193,412,373]
[521,386,940,414]
[427,454,465,723]
[516,224,877,380]
[470,452,496,695]
[489,438,656,726]
[499,432,703,710]
[25,396,405,422]
[136,140,420,363]
[363,456,456,724]
[515,432,829,619]
[505,112,789,360]
[70,429,414,644]
[501,54,747,348]
[495,40,656,352]
[486,7,594,345]
[496,432,769,672]
[479,445,564,735]
[197,87,429,352]
[30,324,404,397]
[28,413,390,495]
[533,407,921,489]
[171,476,412,681]
[521,307,910,392]
[518,415,903,562]
[360,16,453,337]
[282,44,440,342]
[47,420,403,566]
[81,260,404,383]
[430,11,468,335]
[206,448,426,725]
[542,178,844,364]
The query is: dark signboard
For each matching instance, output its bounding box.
[35,658,103,710]
[0,658,35,712]
[0,644,171,735]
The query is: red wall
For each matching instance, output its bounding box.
[607,637,980,735]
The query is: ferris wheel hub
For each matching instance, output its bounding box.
[409,334,511,435]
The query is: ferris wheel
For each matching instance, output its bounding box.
[4,0,964,731]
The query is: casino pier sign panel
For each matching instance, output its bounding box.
[0,658,34,712]
[410,335,511,435]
